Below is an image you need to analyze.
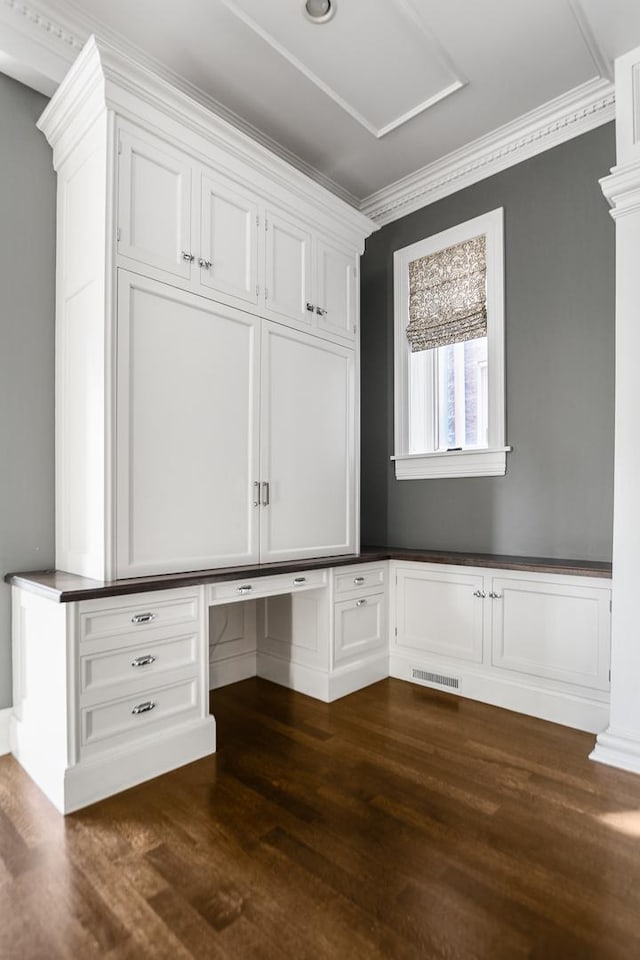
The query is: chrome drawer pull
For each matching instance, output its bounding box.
[356,599,367,607]
[293,577,306,585]
[237,584,253,594]
[131,654,156,668]
[131,612,156,624]
[353,577,365,584]
[131,700,156,715]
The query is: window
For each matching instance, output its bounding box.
[393,208,509,479]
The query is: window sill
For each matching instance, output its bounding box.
[391,446,511,480]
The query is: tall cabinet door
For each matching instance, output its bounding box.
[259,321,356,563]
[199,173,259,308]
[264,209,313,327]
[315,238,357,342]
[116,272,260,578]
[117,128,193,281]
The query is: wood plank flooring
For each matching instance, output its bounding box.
[2,678,640,959]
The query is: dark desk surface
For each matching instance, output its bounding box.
[5,546,612,602]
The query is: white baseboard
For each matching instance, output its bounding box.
[210,653,257,690]
[328,654,389,700]
[0,708,11,756]
[257,652,389,703]
[389,654,609,734]
[590,728,640,775]
[12,715,216,814]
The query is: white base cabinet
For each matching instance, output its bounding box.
[391,562,612,733]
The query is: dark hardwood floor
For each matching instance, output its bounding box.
[2,678,640,959]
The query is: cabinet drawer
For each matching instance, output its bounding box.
[334,593,386,666]
[80,631,199,698]
[208,569,327,604]
[334,564,386,596]
[79,590,200,644]
[81,678,199,749]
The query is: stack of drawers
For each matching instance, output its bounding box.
[332,564,387,668]
[77,588,204,758]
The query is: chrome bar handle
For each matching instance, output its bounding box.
[262,481,270,506]
[236,584,253,594]
[182,251,195,262]
[356,598,367,607]
[252,480,260,507]
[353,577,365,585]
[131,654,156,667]
[293,576,306,585]
[132,700,156,715]
[131,612,156,624]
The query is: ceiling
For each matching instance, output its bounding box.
[2,0,640,211]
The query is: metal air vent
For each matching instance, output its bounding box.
[411,668,460,690]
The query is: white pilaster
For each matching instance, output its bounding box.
[591,46,640,775]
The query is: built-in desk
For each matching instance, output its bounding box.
[4,548,612,814]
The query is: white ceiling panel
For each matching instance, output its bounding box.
[221,0,464,137]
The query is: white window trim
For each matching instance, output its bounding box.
[392,207,510,480]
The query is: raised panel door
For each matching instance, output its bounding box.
[315,238,357,342]
[117,128,192,280]
[264,209,313,326]
[199,173,259,307]
[116,271,260,577]
[259,321,356,563]
[334,594,385,667]
[490,576,611,690]
[395,566,485,663]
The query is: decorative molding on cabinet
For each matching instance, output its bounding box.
[360,76,615,225]
[0,708,11,756]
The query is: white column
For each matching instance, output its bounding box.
[591,46,640,774]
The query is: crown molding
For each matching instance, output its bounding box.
[360,76,616,226]
[0,0,360,208]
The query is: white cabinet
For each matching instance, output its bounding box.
[315,237,358,342]
[391,562,612,732]
[395,566,484,664]
[264,208,313,327]
[199,171,260,308]
[259,321,356,562]
[116,272,261,577]
[334,594,385,666]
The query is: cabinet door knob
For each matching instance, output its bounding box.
[356,598,367,607]
[131,612,156,624]
[315,306,327,316]
[198,257,212,269]
[473,590,486,599]
[489,592,502,599]
[132,700,156,715]
[131,654,156,667]
[182,251,195,262]
[306,302,315,312]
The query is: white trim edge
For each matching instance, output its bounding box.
[393,446,511,480]
[361,76,616,225]
[0,708,11,756]
[590,728,640,776]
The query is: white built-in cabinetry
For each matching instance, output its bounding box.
[41,37,373,582]
[391,562,611,731]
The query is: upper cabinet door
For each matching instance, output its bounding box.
[117,128,192,281]
[199,173,259,307]
[264,209,313,327]
[315,238,357,342]
[116,271,261,578]
[259,321,356,564]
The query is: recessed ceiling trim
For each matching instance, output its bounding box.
[220,0,465,139]
[360,76,615,225]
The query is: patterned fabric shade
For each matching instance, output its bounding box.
[406,234,487,352]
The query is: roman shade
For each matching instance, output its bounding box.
[406,233,487,352]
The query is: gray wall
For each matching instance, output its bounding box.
[361,123,615,561]
[0,74,55,708]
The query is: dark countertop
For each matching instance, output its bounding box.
[4,546,612,603]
